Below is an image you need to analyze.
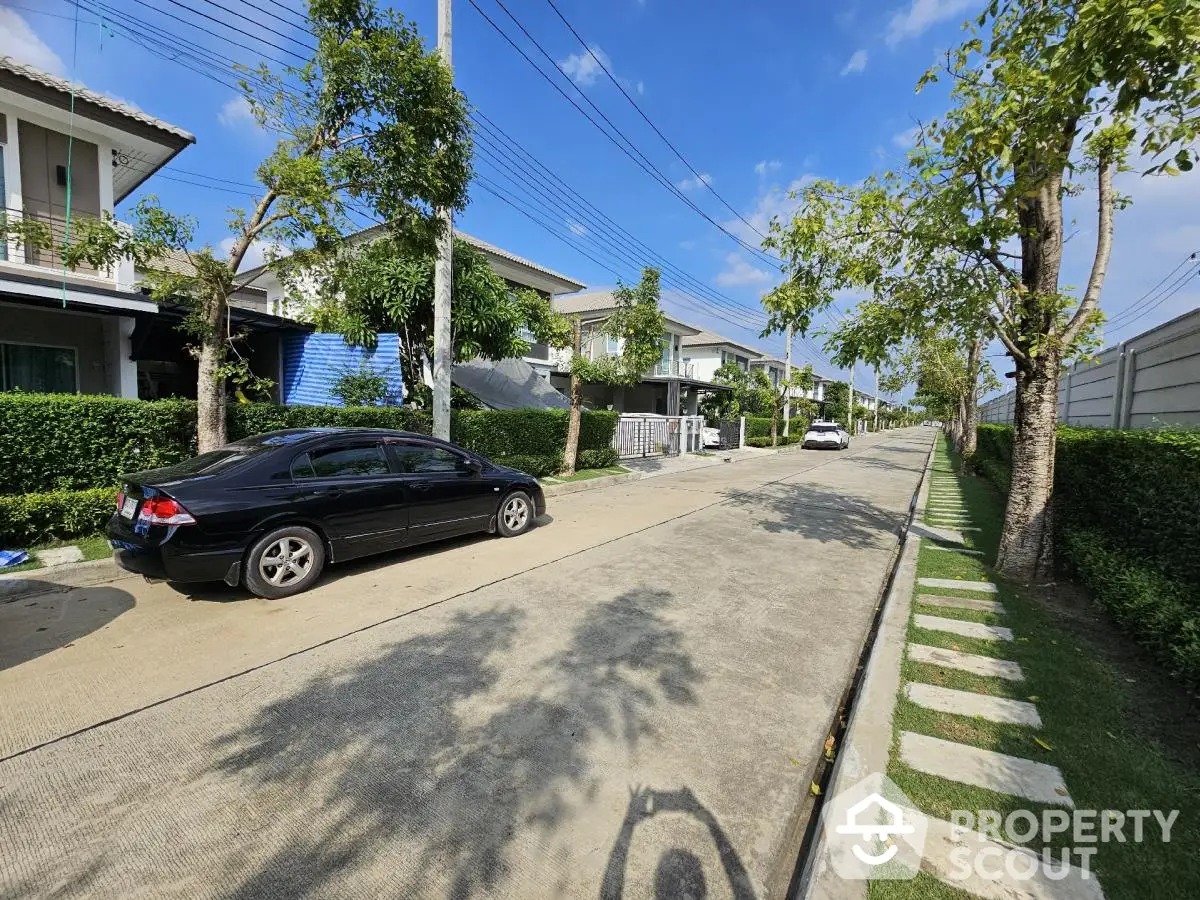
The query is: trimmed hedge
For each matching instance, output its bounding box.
[0,394,619,495]
[973,423,1200,683]
[0,395,620,544]
[745,415,815,443]
[0,487,116,546]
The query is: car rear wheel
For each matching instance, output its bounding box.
[497,491,534,537]
[244,526,326,599]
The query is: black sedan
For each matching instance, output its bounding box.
[108,428,546,598]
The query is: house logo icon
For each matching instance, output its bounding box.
[835,792,915,865]
[820,772,927,880]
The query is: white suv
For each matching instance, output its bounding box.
[801,421,850,450]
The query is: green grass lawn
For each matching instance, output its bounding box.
[1,534,112,574]
[540,465,629,485]
[870,436,1200,900]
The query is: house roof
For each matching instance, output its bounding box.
[551,290,701,335]
[0,56,195,144]
[236,225,586,295]
[680,328,763,357]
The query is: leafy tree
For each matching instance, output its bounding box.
[822,381,849,426]
[768,365,815,446]
[705,363,773,419]
[562,268,666,475]
[304,235,569,406]
[56,0,471,452]
[330,362,393,407]
[763,0,1200,581]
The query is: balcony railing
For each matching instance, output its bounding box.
[1,207,114,281]
[648,359,695,378]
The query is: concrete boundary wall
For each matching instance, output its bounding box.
[978,306,1200,428]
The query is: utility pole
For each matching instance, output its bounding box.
[432,0,454,440]
[848,364,855,436]
[874,367,880,432]
[783,325,792,439]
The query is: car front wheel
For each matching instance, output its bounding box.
[244,526,326,599]
[497,491,534,537]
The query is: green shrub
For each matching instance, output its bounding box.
[492,454,563,478]
[745,436,774,448]
[0,394,196,495]
[0,395,619,494]
[578,447,619,469]
[1060,526,1200,685]
[745,417,773,439]
[0,487,116,546]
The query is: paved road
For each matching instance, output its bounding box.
[0,428,932,900]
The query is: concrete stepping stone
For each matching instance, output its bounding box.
[36,545,84,566]
[914,614,1013,642]
[920,814,1104,900]
[906,683,1041,726]
[908,643,1024,680]
[917,594,1004,613]
[910,523,970,544]
[925,546,984,556]
[900,732,1072,806]
[919,578,998,594]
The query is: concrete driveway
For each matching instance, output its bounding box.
[0,428,933,900]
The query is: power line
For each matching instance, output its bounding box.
[1105,250,1199,328]
[1107,260,1200,336]
[466,0,780,269]
[541,0,779,250]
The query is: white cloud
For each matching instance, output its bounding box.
[715,253,772,288]
[218,96,258,128]
[558,45,612,87]
[679,240,697,251]
[567,219,588,236]
[892,125,921,148]
[636,80,645,95]
[885,0,972,47]
[840,49,869,76]
[725,175,817,245]
[755,159,782,177]
[220,237,288,271]
[0,9,65,75]
[678,172,714,191]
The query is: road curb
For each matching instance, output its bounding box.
[539,471,642,497]
[0,555,134,602]
[792,433,937,900]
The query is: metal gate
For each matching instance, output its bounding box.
[718,418,741,450]
[613,416,681,458]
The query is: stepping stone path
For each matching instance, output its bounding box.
[36,545,84,566]
[914,614,1014,641]
[900,732,1072,806]
[907,643,1024,680]
[891,462,1099,896]
[917,594,1004,613]
[919,577,999,593]
[906,683,1042,726]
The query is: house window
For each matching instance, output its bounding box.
[0,343,78,393]
[606,335,620,354]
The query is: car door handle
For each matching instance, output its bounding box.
[410,480,432,492]
[306,488,344,499]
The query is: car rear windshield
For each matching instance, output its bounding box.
[810,425,840,433]
[160,448,261,477]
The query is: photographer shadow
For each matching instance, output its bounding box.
[600,786,756,900]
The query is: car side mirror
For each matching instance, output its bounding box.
[463,459,483,475]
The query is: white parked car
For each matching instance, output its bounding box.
[702,426,721,448]
[801,421,850,450]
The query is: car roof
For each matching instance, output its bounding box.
[229,427,439,449]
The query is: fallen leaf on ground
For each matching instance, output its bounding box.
[1034,737,1053,752]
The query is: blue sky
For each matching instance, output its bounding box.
[4,0,1198,401]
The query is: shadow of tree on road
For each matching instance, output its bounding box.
[721,482,905,548]
[0,584,136,670]
[211,588,702,899]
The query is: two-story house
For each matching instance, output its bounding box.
[0,56,195,397]
[547,291,735,416]
[680,329,763,382]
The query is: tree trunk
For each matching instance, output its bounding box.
[996,350,1060,581]
[960,336,982,473]
[771,404,779,447]
[196,291,228,453]
[561,319,583,476]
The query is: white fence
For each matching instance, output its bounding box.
[979,307,1200,428]
[611,414,706,458]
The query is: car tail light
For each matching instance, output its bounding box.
[137,495,196,526]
